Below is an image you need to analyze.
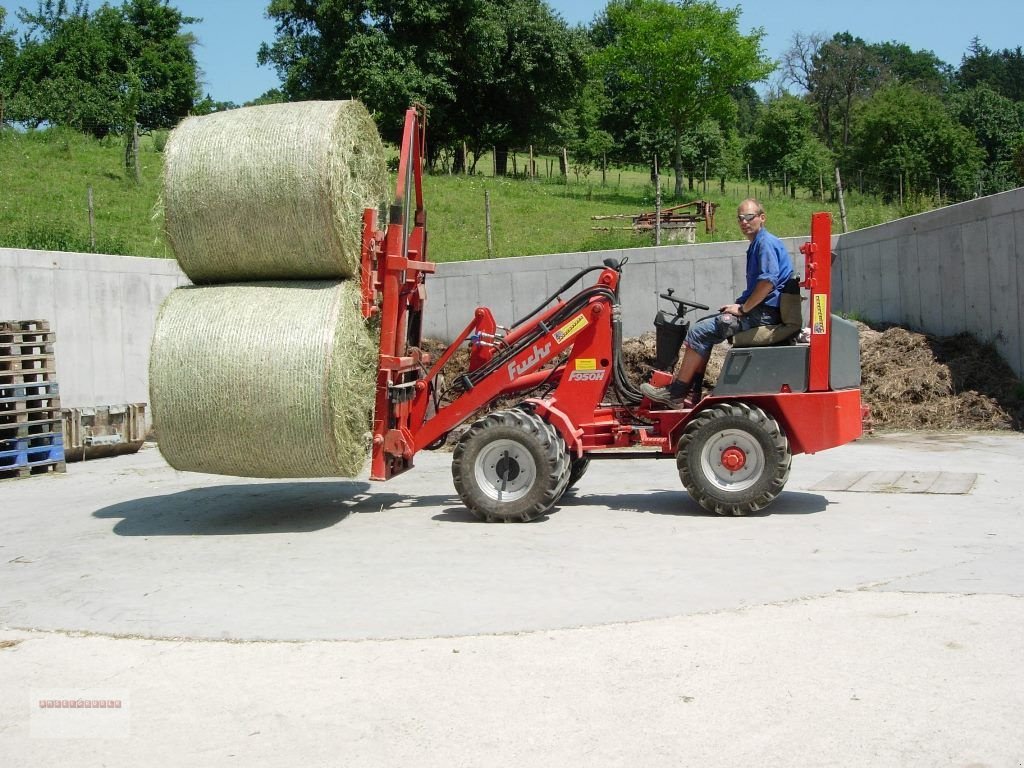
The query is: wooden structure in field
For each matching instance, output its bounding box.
[592,200,719,243]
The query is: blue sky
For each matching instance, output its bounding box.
[2,0,1020,104]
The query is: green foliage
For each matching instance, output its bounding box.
[259,0,585,167]
[246,89,286,107]
[949,85,1024,193]
[592,0,773,197]
[152,128,169,152]
[459,0,587,163]
[809,33,884,149]
[747,94,832,194]
[850,84,984,201]
[959,38,1024,102]
[4,0,200,136]
[872,41,953,94]
[0,7,16,116]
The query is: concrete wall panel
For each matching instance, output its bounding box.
[1,249,185,416]
[938,222,966,336]
[1015,209,1024,375]
[986,212,1018,372]
[835,187,1024,376]
[915,228,945,332]
[877,238,901,324]
[960,219,990,342]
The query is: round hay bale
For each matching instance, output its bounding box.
[149,281,378,478]
[163,100,388,283]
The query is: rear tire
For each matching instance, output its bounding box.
[452,408,570,522]
[677,402,791,516]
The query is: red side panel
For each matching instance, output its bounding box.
[733,389,863,455]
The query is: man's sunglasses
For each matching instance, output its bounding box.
[737,212,762,222]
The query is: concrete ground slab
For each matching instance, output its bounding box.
[1,432,1023,766]
[0,433,1022,642]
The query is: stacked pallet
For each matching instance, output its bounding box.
[0,320,66,480]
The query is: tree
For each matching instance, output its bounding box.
[950,85,1024,193]
[849,84,983,201]
[959,38,1024,102]
[260,0,472,159]
[870,40,952,94]
[455,0,587,173]
[0,7,17,124]
[259,0,584,170]
[746,93,831,196]
[5,0,199,136]
[677,119,725,192]
[780,30,825,94]
[246,89,285,107]
[556,71,615,174]
[118,0,200,130]
[8,1,123,135]
[809,33,883,150]
[592,0,772,197]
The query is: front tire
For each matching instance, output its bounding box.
[677,402,791,516]
[452,408,570,522]
[565,457,590,490]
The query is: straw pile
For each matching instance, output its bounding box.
[150,100,386,479]
[150,281,378,478]
[163,100,387,283]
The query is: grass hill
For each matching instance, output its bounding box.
[0,126,919,263]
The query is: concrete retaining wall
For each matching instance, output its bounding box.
[0,249,188,412]
[2,186,1021,417]
[425,237,814,342]
[833,187,1024,377]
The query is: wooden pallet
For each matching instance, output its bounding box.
[0,319,51,334]
[0,415,63,440]
[0,333,55,358]
[0,458,66,481]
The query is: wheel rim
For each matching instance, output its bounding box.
[474,438,538,503]
[699,428,765,493]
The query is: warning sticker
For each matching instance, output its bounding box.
[812,294,828,334]
[554,314,589,343]
[575,358,597,371]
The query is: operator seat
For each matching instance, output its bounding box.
[731,276,803,348]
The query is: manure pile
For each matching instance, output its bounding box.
[150,101,386,478]
[618,326,1023,432]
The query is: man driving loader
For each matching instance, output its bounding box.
[640,198,794,408]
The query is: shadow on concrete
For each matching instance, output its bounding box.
[94,482,460,536]
[428,490,827,523]
[431,507,553,524]
[558,489,828,516]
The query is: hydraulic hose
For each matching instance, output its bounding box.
[510,265,610,330]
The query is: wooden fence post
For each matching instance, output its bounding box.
[654,155,661,247]
[87,186,96,250]
[835,167,848,233]
[484,190,493,258]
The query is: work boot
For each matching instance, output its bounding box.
[640,380,696,409]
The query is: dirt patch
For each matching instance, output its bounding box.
[422,323,1023,434]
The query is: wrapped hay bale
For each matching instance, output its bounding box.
[150,281,378,478]
[163,100,388,283]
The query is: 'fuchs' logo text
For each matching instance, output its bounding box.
[507,343,551,380]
